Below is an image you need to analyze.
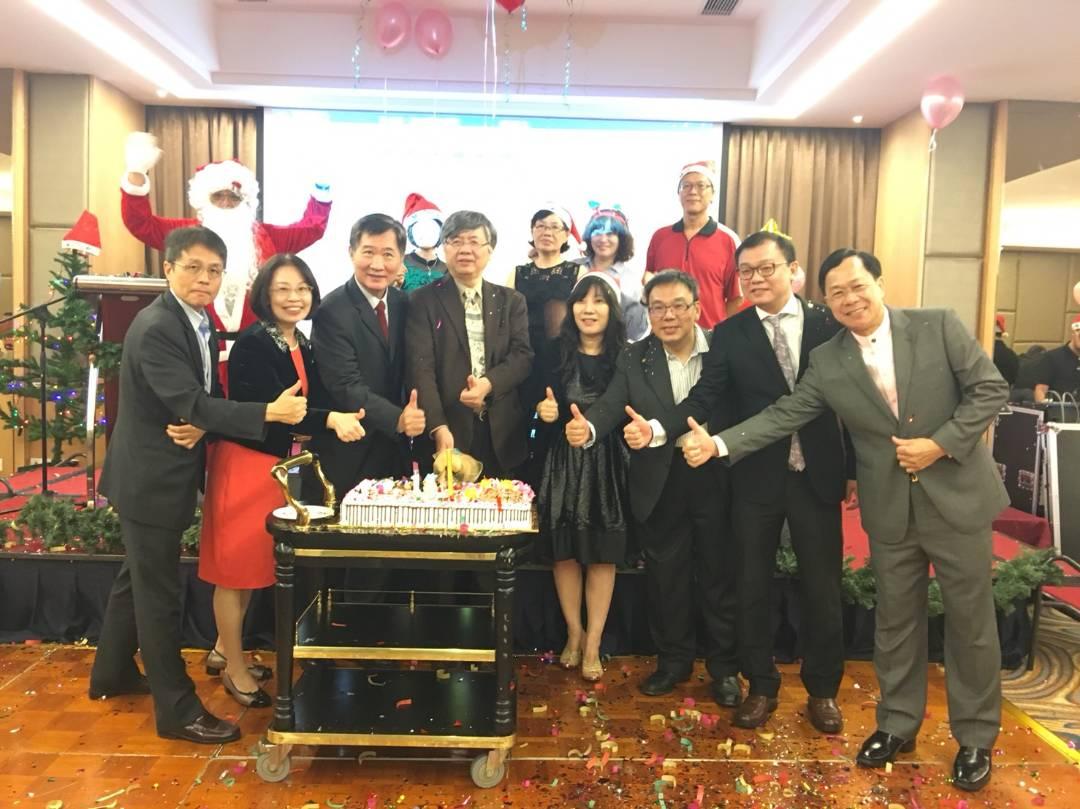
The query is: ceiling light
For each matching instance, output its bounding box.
[29,0,191,96]
[852,114,864,124]
[773,0,939,118]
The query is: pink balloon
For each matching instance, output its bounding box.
[920,75,965,131]
[791,266,806,295]
[1073,281,1080,306]
[375,1,411,50]
[415,9,453,58]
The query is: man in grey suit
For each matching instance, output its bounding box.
[680,249,1008,793]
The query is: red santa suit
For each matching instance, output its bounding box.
[120,159,332,336]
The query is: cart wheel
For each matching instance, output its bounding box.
[255,752,291,783]
[470,752,506,788]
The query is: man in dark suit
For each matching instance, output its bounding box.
[406,210,533,477]
[307,214,426,497]
[681,249,1008,792]
[643,231,851,734]
[90,226,308,743]
[565,270,741,708]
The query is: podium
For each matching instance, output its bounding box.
[73,275,167,440]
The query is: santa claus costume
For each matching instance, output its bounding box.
[120,133,332,338]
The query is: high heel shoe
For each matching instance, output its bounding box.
[205,649,272,682]
[581,657,604,682]
[559,644,582,669]
[222,671,272,708]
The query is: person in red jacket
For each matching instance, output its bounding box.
[120,132,333,339]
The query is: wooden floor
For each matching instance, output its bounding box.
[0,646,1077,808]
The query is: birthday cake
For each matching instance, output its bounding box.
[339,469,535,533]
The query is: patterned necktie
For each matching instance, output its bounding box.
[375,299,389,339]
[462,289,486,378]
[765,314,805,471]
[197,315,212,393]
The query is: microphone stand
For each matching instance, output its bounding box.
[0,298,69,497]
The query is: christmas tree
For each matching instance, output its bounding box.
[0,250,121,465]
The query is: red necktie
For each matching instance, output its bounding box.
[375,299,388,339]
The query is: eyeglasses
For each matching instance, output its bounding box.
[445,238,491,250]
[736,261,789,281]
[533,223,566,234]
[171,261,224,279]
[271,285,314,298]
[825,282,872,304]
[679,182,712,193]
[647,301,695,318]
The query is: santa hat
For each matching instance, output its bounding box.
[536,202,581,243]
[679,159,718,191]
[995,314,1006,334]
[403,192,443,230]
[61,210,101,256]
[187,159,259,212]
[1072,314,1080,332]
[574,269,621,300]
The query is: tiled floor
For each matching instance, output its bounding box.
[0,645,1077,808]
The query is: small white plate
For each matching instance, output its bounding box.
[273,504,335,521]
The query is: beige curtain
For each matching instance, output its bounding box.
[724,125,880,301]
[142,106,259,274]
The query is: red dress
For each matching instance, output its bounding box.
[198,347,309,589]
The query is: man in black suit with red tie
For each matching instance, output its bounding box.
[90,226,308,744]
[640,230,853,734]
[307,214,426,496]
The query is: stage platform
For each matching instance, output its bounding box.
[0,646,1075,808]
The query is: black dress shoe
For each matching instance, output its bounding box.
[952,746,992,792]
[733,694,779,728]
[88,673,151,700]
[222,671,272,708]
[711,676,742,708]
[856,729,916,768]
[638,669,689,696]
[159,712,241,744]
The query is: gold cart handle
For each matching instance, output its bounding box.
[270,450,336,528]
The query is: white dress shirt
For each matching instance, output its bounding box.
[852,307,899,419]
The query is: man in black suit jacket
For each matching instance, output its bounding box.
[90,226,308,743]
[566,270,741,707]
[406,211,533,477]
[307,214,426,497]
[643,231,852,734]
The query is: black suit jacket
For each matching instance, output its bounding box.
[405,275,533,472]
[308,279,409,488]
[586,331,728,524]
[100,293,267,530]
[224,322,333,459]
[659,297,852,505]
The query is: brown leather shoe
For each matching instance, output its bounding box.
[732,695,778,729]
[807,697,843,734]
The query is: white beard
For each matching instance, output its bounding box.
[199,203,259,333]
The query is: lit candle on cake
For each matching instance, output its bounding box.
[412,461,421,494]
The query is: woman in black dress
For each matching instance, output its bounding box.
[515,205,584,483]
[535,273,630,682]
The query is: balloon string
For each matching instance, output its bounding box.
[564,0,575,103]
[482,0,491,105]
[928,128,938,152]
[351,0,372,89]
[502,11,511,101]
[490,0,498,118]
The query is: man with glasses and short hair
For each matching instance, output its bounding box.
[636,230,852,734]
[406,210,533,476]
[645,160,743,328]
[91,226,308,745]
[565,269,740,708]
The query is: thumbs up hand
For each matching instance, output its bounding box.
[397,389,426,437]
[565,403,590,448]
[536,386,559,424]
[327,408,366,442]
[459,374,492,413]
[622,405,654,450]
[681,417,718,468]
[267,379,307,425]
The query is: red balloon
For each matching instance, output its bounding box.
[415,9,453,59]
[497,0,525,12]
[375,1,411,50]
[920,75,965,131]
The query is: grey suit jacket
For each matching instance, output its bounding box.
[719,307,1009,543]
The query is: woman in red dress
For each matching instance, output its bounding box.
[197,254,366,707]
